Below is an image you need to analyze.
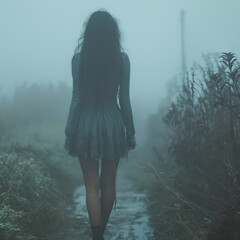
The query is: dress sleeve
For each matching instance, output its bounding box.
[64,53,82,136]
[119,53,136,137]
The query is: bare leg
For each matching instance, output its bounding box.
[100,157,120,227]
[78,157,101,226]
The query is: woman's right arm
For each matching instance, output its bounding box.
[119,53,136,150]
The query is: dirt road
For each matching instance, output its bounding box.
[46,169,154,240]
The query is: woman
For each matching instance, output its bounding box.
[64,10,136,240]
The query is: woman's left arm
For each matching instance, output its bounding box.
[64,53,82,136]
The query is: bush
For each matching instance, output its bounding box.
[0,141,81,239]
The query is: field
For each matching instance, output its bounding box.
[1,52,240,239]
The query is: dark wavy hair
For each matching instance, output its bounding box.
[74,10,125,100]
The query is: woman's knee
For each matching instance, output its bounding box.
[85,181,101,195]
[83,178,100,196]
[84,171,101,190]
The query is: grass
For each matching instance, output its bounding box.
[0,123,83,240]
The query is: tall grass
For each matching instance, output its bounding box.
[147,52,240,240]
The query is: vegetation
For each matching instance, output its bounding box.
[0,83,82,239]
[147,52,240,240]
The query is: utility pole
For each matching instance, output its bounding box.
[180,10,186,83]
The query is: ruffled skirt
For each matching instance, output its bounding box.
[64,103,129,163]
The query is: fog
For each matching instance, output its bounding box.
[1,0,240,109]
[1,1,240,239]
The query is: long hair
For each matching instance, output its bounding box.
[75,10,125,100]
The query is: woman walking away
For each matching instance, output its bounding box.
[64,9,136,240]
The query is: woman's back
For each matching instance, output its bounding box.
[76,53,120,108]
[64,50,136,162]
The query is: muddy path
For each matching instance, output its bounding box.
[45,168,154,240]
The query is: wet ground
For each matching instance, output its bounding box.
[46,170,154,240]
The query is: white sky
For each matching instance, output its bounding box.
[1,0,240,141]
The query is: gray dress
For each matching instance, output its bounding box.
[64,51,136,166]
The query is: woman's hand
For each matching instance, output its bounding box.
[127,134,136,150]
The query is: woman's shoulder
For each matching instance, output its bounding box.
[72,51,80,60]
[71,52,81,66]
[121,51,129,59]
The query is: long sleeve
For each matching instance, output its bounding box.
[119,52,136,137]
[64,53,82,136]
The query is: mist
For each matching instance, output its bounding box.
[1,0,240,142]
[1,1,240,239]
